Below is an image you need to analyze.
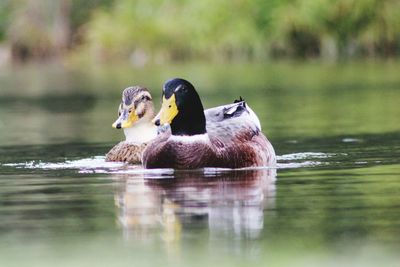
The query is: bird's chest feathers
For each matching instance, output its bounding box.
[124,122,157,143]
[167,134,211,162]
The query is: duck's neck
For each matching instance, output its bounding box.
[124,121,157,143]
[170,104,206,136]
[170,118,206,136]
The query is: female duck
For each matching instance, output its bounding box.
[106,86,157,163]
[142,78,276,169]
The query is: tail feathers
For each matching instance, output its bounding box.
[234,96,246,106]
[223,101,247,119]
[232,97,261,130]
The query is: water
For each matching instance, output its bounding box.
[0,62,400,266]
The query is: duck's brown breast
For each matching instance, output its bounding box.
[143,134,218,169]
[143,131,276,169]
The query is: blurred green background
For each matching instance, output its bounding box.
[0,0,399,65]
[1,1,400,267]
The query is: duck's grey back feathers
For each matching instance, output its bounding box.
[205,101,262,146]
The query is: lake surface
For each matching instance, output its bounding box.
[0,61,400,266]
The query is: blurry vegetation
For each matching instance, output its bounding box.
[0,0,112,62]
[0,0,399,64]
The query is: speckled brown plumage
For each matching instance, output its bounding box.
[107,86,157,164]
[105,142,147,164]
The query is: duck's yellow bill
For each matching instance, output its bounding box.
[112,109,139,128]
[153,94,178,125]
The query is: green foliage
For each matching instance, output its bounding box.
[359,0,400,55]
[83,0,400,62]
[1,0,400,62]
[70,0,114,34]
[267,0,400,59]
[84,0,268,61]
[0,0,13,41]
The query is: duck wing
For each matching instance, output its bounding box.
[204,101,261,145]
[156,100,261,138]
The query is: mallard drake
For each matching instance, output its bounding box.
[142,78,276,169]
[105,86,157,163]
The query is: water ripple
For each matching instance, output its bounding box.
[1,151,339,174]
[3,156,123,170]
[277,152,339,161]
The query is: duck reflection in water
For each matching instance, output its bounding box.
[113,168,276,245]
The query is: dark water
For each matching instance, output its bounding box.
[0,62,400,266]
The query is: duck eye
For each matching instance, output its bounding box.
[128,109,132,114]
[168,105,171,108]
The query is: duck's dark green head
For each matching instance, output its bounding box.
[155,78,206,136]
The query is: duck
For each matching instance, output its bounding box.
[142,78,276,169]
[105,85,230,163]
[105,86,157,163]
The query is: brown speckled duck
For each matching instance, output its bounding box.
[106,86,157,163]
[142,78,276,169]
